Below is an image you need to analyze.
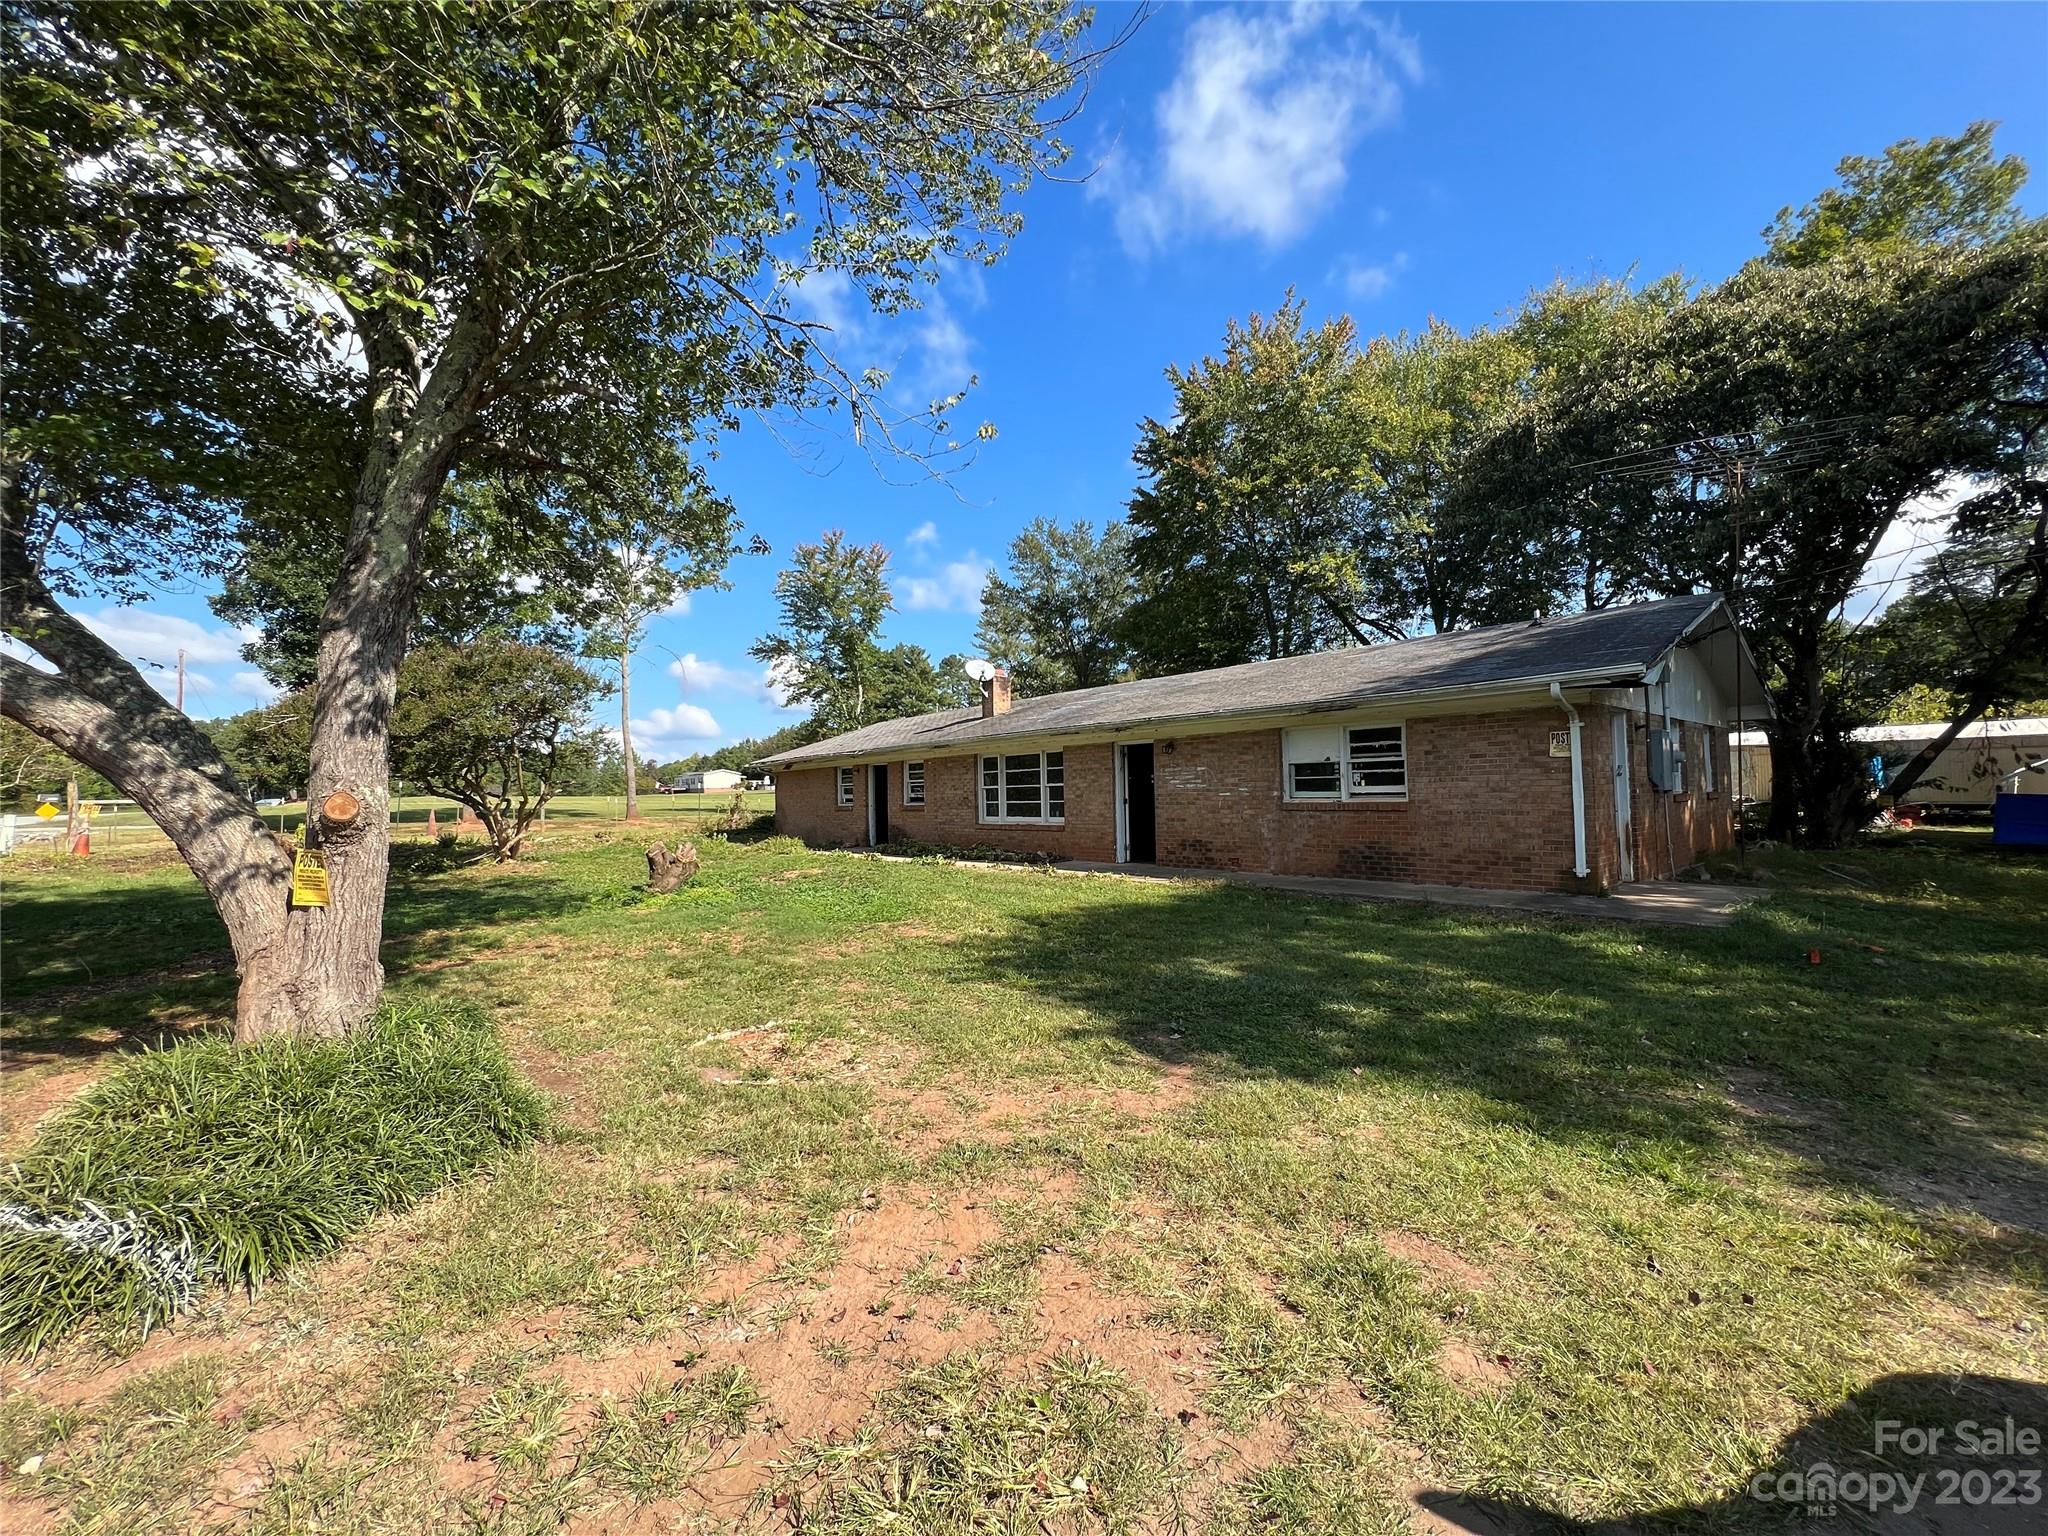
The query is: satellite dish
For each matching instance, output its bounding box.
[962,658,997,682]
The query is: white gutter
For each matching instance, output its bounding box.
[1550,682,1591,879]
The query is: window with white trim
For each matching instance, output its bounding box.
[1283,723,1408,802]
[980,751,1064,823]
[835,767,855,807]
[1702,729,1717,794]
[1345,724,1407,799]
[1283,726,1343,799]
[903,760,926,806]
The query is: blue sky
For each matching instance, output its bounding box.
[57,2,2048,760]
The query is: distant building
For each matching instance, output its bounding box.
[662,769,745,794]
[1731,717,2048,808]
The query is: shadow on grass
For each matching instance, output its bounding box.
[957,864,2048,1247]
[1,851,641,1064]
[1417,1371,2048,1534]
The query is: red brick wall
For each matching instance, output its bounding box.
[1150,710,1583,891]
[773,745,1116,862]
[774,707,1736,891]
[888,746,1116,861]
[773,763,868,847]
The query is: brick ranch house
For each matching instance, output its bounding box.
[760,594,1771,893]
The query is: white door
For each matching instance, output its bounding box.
[1612,712,1635,883]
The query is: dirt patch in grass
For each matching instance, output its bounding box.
[1381,1231,1495,1292]
[1436,1336,1514,1394]
[0,1066,100,1153]
[547,1186,1007,1433]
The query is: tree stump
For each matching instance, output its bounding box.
[646,840,699,893]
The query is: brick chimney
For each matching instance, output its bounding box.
[981,667,1012,719]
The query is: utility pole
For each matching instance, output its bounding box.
[175,648,186,712]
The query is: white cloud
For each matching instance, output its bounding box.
[897,552,994,614]
[631,702,724,750]
[667,652,754,694]
[906,521,940,548]
[667,652,806,712]
[231,670,284,705]
[791,265,982,402]
[1335,251,1409,301]
[78,606,247,666]
[1093,5,1421,256]
[913,299,976,398]
[763,656,805,713]
[792,267,867,344]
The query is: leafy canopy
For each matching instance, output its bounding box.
[1764,121,2029,269]
[976,518,1136,696]
[389,641,606,859]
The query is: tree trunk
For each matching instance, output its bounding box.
[621,652,638,821]
[5,297,491,1041]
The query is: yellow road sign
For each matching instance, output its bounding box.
[291,849,331,908]
[33,803,57,819]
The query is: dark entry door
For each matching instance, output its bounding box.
[1124,743,1156,863]
[870,764,889,846]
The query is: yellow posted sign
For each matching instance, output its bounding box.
[291,849,331,908]
[33,802,57,819]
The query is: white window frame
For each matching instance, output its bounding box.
[835,766,855,808]
[903,760,926,807]
[1702,728,1717,794]
[1282,721,1408,803]
[979,750,1065,825]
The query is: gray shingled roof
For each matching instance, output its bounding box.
[758,593,1727,768]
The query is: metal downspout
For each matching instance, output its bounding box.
[1551,682,1591,879]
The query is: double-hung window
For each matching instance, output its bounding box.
[1282,723,1407,802]
[903,760,926,807]
[835,766,855,807]
[980,750,1064,824]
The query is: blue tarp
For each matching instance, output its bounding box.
[1991,794,2048,847]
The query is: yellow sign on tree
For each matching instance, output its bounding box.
[291,849,331,908]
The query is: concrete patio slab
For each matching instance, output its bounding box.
[1048,861,1765,928]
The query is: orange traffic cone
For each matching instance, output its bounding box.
[426,808,439,838]
[71,827,90,857]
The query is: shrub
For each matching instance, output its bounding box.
[0,999,548,1354]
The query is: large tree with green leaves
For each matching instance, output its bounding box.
[2,0,1098,1038]
[975,517,1135,695]
[1124,292,1614,674]
[1125,298,1374,672]
[750,531,895,734]
[1515,131,2045,844]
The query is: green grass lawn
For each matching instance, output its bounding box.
[1,827,2044,1533]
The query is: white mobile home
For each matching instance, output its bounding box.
[1731,718,2048,809]
[663,769,744,794]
